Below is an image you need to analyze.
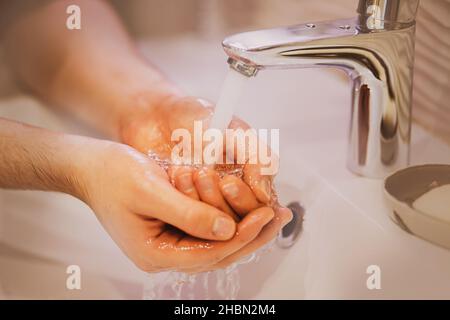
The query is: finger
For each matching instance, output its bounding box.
[243,164,273,204]
[168,166,200,200]
[150,207,275,270]
[193,168,239,220]
[226,118,279,205]
[220,175,261,217]
[186,206,293,273]
[212,206,292,269]
[167,165,180,185]
[138,178,237,241]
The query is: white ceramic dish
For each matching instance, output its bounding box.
[384,164,450,249]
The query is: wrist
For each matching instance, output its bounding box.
[50,52,182,140]
[0,119,94,202]
[62,135,126,207]
[45,133,100,203]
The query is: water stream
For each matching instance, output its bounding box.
[209,68,250,131]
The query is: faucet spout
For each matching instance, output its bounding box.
[223,1,419,178]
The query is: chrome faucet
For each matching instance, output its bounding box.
[223,0,420,178]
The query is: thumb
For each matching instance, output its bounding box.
[144,179,236,241]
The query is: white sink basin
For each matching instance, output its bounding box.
[1,36,449,299]
[238,156,450,299]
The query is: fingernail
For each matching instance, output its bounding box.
[284,210,294,225]
[213,216,235,238]
[279,208,294,227]
[222,182,239,199]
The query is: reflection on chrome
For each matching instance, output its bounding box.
[223,0,420,178]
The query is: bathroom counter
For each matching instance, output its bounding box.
[0,36,449,299]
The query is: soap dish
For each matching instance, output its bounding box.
[384,164,450,249]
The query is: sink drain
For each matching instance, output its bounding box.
[276,201,305,249]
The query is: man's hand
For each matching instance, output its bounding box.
[117,94,292,272]
[120,95,277,206]
[81,141,280,272]
[0,118,291,272]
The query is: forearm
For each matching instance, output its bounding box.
[0,117,90,200]
[2,0,180,139]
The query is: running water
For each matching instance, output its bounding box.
[143,240,275,300]
[210,68,250,130]
[142,68,274,300]
[143,264,241,300]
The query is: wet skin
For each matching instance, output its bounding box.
[119,95,292,272]
[84,141,292,273]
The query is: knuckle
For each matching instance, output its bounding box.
[183,206,205,234]
[235,232,251,246]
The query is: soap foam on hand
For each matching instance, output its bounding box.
[413,184,450,222]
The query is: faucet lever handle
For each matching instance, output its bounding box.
[357,0,420,31]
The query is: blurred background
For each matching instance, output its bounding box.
[0,0,448,299]
[1,0,448,142]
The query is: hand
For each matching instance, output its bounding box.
[0,117,289,274]
[78,139,284,272]
[119,93,292,271]
[120,94,277,206]
[164,165,293,273]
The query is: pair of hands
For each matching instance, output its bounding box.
[79,94,292,273]
[0,0,292,274]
